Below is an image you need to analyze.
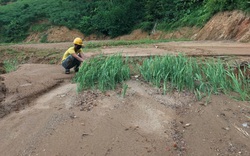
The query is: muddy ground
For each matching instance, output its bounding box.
[0,41,250,156]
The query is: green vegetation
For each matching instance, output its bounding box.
[140,54,198,91]
[122,83,129,98]
[227,67,250,101]
[74,54,250,101]
[74,54,130,92]
[139,54,250,101]
[3,58,18,73]
[0,0,249,43]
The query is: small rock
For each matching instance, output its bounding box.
[199,102,205,106]
[220,113,226,116]
[60,94,66,98]
[242,123,249,128]
[184,123,191,128]
[134,126,139,130]
[80,107,84,111]
[222,127,230,131]
[82,133,89,137]
[181,147,186,151]
[70,114,76,119]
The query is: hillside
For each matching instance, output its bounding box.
[194,11,250,42]
[23,11,250,43]
[0,0,249,43]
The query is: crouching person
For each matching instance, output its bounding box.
[62,37,85,74]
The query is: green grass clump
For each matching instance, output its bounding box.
[140,54,199,92]
[226,67,250,101]
[122,83,128,98]
[74,54,130,92]
[3,58,18,73]
[139,54,250,101]
[74,53,249,101]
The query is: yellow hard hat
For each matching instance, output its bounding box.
[73,37,84,46]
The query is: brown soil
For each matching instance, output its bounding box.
[0,40,250,156]
[25,26,109,43]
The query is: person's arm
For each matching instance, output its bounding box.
[72,53,84,62]
[79,52,85,60]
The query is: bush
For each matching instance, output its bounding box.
[205,0,250,15]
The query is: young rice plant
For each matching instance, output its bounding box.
[74,53,249,101]
[74,54,130,92]
[139,54,250,101]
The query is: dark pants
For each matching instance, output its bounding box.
[62,55,81,70]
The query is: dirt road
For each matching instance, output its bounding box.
[11,40,250,57]
[0,41,250,156]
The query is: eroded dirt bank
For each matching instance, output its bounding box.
[194,11,250,42]
[0,64,73,117]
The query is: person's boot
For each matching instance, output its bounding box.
[74,67,79,72]
[65,69,70,74]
